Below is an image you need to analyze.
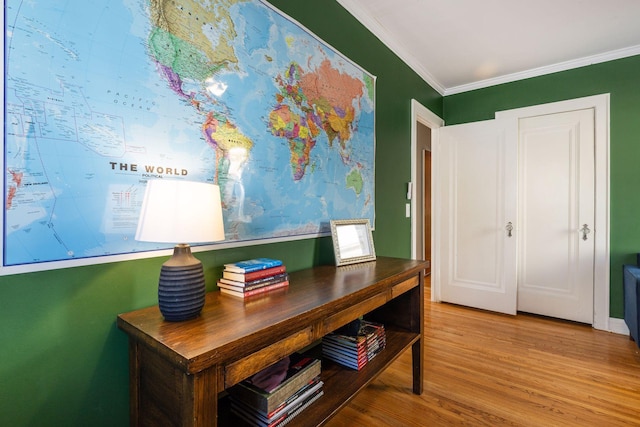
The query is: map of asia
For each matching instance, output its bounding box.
[3,0,375,270]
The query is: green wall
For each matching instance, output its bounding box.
[0,1,440,426]
[5,1,636,424]
[443,55,640,318]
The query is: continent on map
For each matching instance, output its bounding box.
[268,59,365,181]
[147,0,254,197]
[269,103,321,181]
[202,112,253,183]
[149,0,239,69]
[346,167,364,196]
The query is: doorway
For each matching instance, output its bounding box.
[410,100,444,294]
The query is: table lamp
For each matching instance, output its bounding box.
[135,179,225,321]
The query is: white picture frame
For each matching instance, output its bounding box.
[330,219,376,266]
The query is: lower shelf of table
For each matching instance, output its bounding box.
[218,326,421,426]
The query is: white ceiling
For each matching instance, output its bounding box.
[336,0,640,95]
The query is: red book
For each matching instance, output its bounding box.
[218,272,289,288]
[223,265,286,282]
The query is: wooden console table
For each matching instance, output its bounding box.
[117,256,426,426]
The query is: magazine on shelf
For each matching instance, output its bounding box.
[321,348,366,370]
[228,353,321,414]
[323,329,385,350]
[224,258,283,273]
[231,381,324,427]
[323,333,385,357]
[322,341,385,370]
[323,321,385,346]
[322,340,372,359]
[322,320,386,370]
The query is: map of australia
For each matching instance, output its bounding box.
[3,0,375,269]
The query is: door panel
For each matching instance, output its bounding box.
[437,120,517,315]
[517,109,595,323]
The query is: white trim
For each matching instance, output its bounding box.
[496,94,610,331]
[0,230,332,275]
[446,46,640,95]
[410,100,443,260]
[410,100,443,303]
[609,317,630,336]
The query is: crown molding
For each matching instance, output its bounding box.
[336,1,640,97]
[445,45,640,95]
[336,0,446,95]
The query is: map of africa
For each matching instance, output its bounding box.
[3,0,375,270]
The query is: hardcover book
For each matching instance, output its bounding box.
[228,353,321,414]
[217,280,285,293]
[223,265,287,282]
[224,258,283,273]
[218,272,289,289]
[219,280,289,298]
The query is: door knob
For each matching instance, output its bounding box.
[580,224,591,241]
[506,222,513,238]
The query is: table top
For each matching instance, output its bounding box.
[117,256,427,371]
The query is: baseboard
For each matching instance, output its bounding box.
[608,317,630,335]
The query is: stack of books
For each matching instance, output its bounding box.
[228,353,323,427]
[218,258,288,298]
[322,320,386,370]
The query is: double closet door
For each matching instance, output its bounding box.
[436,108,595,324]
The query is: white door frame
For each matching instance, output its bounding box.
[410,100,444,302]
[413,94,613,331]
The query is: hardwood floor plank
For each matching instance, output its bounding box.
[325,291,640,426]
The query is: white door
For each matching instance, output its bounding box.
[436,109,595,323]
[516,109,595,323]
[437,119,518,315]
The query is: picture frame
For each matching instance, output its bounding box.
[330,219,376,266]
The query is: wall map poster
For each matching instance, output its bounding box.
[3,0,375,272]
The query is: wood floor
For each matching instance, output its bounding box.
[325,279,640,426]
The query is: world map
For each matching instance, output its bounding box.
[3,0,375,269]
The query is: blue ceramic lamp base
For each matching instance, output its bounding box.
[158,244,206,322]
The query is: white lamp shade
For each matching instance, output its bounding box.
[135,180,225,244]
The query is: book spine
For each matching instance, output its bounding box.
[218,279,288,293]
[322,341,368,357]
[224,258,283,273]
[242,281,289,297]
[223,265,287,282]
[220,273,289,289]
[221,281,289,298]
[322,350,365,370]
[271,389,324,427]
